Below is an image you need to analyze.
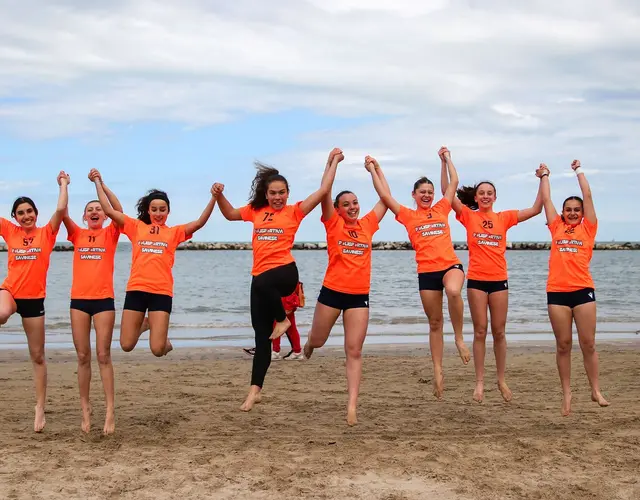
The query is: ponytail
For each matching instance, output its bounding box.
[248,162,289,210]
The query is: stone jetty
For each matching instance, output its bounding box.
[2,241,639,252]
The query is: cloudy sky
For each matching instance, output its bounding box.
[1,0,638,243]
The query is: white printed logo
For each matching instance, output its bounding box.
[364,301,368,306]
[588,292,593,299]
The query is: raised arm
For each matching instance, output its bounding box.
[536,163,556,225]
[365,156,401,216]
[62,209,80,238]
[572,159,596,224]
[516,170,545,223]
[214,185,243,221]
[440,147,463,214]
[91,171,125,227]
[300,147,343,216]
[320,148,344,221]
[184,185,218,235]
[48,171,70,232]
[88,168,123,213]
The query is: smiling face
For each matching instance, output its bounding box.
[335,192,360,223]
[266,180,289,211]
[13,202,37,229]
[148,199,169,225]
[562,198,584,225]
[84,201,107,229]
[412,182,435,209]
[474,182,497,210]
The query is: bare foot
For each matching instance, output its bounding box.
[303,341,314,359]
[81,402,91,433]
[240,388,261,412]
[163,339,173,356]
[269,317,291,340]
[473,382,484,403]
[455,339,471,365]
[103,409,115,435]
[498,380,513,402]
[34,405,46,433]
[591,391,610,407]
[347,407,358,426]
[139,316,150,334]
[562,392,572,417]
[433,371,444,399]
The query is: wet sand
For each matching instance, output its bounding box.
[0,341,639,499]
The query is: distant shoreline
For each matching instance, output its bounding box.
[2,241,640,252]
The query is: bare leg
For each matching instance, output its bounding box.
[573,302,609,408]
[148,311,172,357]
[70,308,93,433]
[119,309,146,352]
[343,307,369,426]
[419,290,445,399]
[94,310,116,434]
[23,316,47,432]
[467,288,489,402]
[303,302,341,360]
[488,290,511,402]
[443,269,470,364]
[548,304,574,416]
[0,290,17,326]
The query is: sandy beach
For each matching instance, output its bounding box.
[1,341,639,500]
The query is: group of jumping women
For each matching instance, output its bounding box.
[0,147,609,434]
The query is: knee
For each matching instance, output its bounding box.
[428,314,444,332]
[345,344,362,360]
[445,286,462,301]
[0,311,10,325]
[30,350,45,365]
[474,326,488,339]
[96,349,111,365]
[120,339,135,352]
[77,350,92,366]
[557,340,572,355]
[150,345,165,357]
[492,329,506,342]
[580,339,595,355]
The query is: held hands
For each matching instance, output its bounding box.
[535,163,550,178]
[88,168,102,183]
[438,146,451,162]
[364,155,379,172]
[571,159,581,171]
[57,170,70,186]
[212,183,224,198]
[327,147,344,165]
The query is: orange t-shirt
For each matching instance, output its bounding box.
[67,222,120,299]
[239,202,305,276]
[322,209,379,295]
[547,216,596,292]
[396,199,461,274]
[456,205,519,281]
[121,215,190,297]
[0,218,58,299]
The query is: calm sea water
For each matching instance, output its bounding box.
[1,248,639,348]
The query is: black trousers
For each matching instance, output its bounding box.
[250,262,299,387]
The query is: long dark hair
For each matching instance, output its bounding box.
[561,196,583,223]
[11,197,38,218]
[334,190,354,208]
[413,177,434,192]
[248,162,289,210]
[136,189,170,224]
[456,181,497,210]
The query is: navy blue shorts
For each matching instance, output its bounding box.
[418,263,464,291]
[318,286,369,311]
[467,279,509,294]
[124,291,172,314]
[70,298,115,316]
[547,288,595,309]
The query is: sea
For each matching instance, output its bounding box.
[1,247,639,349]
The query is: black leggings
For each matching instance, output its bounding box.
[250,262,299,387]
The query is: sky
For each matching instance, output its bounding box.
[1,0,639,243]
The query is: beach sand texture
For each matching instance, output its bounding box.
[1,343,639,499]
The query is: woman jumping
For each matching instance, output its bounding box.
[62,168,122,434]
[365,148,470,400]
[304,155,387,425]
[444,151,544,403]
[539,160,609,416]
[0,171,70,432]
[92,170,217,357]
[215,147,343,412]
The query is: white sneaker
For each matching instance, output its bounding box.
[271,351,282,361]
[284,351,305,360]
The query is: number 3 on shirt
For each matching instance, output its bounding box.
[482,220,494,229]
[150,226,161,234]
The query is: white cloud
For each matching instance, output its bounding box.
[0,1,639,240]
